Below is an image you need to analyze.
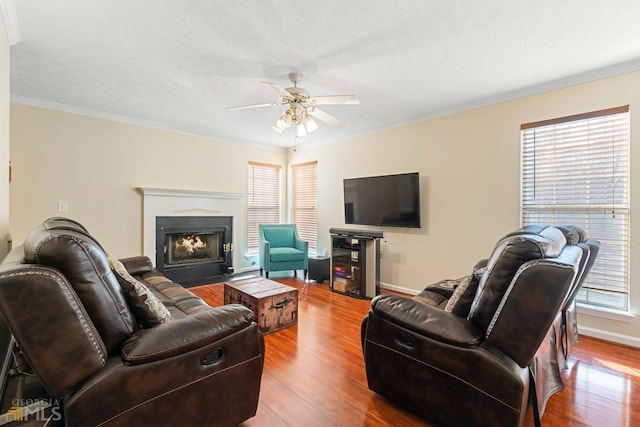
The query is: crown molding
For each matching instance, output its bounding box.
[11,57,640,151]
[10,94,288,151]
[0,0,20,45]
[289,58,640,150]
[400,57,640,128]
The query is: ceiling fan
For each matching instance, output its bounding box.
[226,73,359,137]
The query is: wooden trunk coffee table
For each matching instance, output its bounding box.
[223,277,298,334]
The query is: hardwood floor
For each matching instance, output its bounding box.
[190,274,640,426]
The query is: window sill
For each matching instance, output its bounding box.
[245,249,318,257]
[576,303,634,323]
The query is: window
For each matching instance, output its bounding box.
[248,161,281,249]
[291,161,318,250]
[520,106,630,311]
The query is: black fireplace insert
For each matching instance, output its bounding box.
[156,216,233,287]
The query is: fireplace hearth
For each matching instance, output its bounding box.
[156,216,233,287]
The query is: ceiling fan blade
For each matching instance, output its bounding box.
[312,95,360,105]
[262,82,294,100]
[225,101,285,110]
[309,108,345,129]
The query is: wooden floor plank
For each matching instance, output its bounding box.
[191,275,640,427]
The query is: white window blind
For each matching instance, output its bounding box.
[291,161,318,250]
[248,161,281,249]
[520,105,630,310]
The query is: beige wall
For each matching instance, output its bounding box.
[9,104,287,266]
[8,70,640,345]
[0,19,9,261]
[289,70,640,345]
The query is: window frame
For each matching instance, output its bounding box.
[291,160,318,251]
[520,105,630,311]
[247,161,282,250]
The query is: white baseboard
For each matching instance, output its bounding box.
[578,326,640,348]
[379,282,419,296]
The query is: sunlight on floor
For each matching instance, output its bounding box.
[595,358,640,378]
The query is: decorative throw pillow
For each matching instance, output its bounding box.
[107,254,173,327]
[444,272,481,317]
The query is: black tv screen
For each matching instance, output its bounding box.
[343,172,421,228]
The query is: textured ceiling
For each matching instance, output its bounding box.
[8,0,640,149]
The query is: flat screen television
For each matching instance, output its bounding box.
[343,172,421,228]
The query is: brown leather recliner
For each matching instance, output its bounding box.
[0,218,265,426]
[361,225,589,427]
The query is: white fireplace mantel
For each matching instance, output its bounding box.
[137,187,246,268]
[138,187,245,200]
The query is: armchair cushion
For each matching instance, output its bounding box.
[269,247,306,262]
[261,227,295,247]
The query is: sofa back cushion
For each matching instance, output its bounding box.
[467,225,567,332]
[23,218,136,355]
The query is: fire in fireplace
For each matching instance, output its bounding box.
[166,232,220,266]
[156,216,233,287]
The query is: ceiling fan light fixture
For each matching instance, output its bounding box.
[283,110,293,126]
[274,109,294,132]
[230,74,359,139]
[304,113,318,133]
[274,118,287,130]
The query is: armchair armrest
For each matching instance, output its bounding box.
[371,295,483,347]
[294,236,308,253]
[259,239,270,265]
[121,304,254,364]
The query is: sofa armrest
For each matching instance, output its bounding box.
[121,304,254,364]
[371,295,483,347]
[420,278,458,299]
[119,256,154,276]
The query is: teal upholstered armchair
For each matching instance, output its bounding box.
[259,224,309,279]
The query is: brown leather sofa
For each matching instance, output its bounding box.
[361,225,595,427]
[0,217,265,426]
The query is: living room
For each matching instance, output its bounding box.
[1,2,640,426]
[6,71,640,346]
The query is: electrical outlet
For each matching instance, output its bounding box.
[57,201,68,213]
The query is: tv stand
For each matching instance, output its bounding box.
[329,228,382,299]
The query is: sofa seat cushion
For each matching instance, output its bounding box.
[269,247,306,262]
[136,270,211,319]
[413,291,448,308]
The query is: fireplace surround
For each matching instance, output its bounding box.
[138,187,246,287]
[156,216,233,286]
